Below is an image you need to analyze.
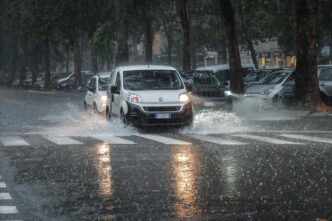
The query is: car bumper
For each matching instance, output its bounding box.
[126,101,193,127]
[191,97,232,110]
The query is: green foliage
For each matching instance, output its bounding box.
[89,23,115,59]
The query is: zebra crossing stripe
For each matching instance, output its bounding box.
[91,135,136,145]
[0,206,19,214]
[189,134,246,145]
[43,135,82,145]
[233,134,303,145]
[0,182,6,188]
[0,193,12,200]
[280,134,332,144]
[136,134,191,145]
[0,136,30,146]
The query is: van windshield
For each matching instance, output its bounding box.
[123,70,184,90]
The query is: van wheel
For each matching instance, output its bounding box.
[120,109,128,125]
[106,108,112,121]
[93,103,98,114]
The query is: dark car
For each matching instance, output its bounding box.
[180,70,232,111]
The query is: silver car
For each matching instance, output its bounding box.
[244,69,294,103]
[318,65,332,105]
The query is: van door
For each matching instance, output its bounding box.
[112,72,122,115]
[87,78,96,105]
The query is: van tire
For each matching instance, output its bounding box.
[93,103,98,114]
[120,109,128,125]
[106,107,112,121]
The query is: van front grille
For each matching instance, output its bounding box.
[143,106,181,112]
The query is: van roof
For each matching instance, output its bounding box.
[116,65,177,72]
[196,64,255,72]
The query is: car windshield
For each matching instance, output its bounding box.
[319,69,332,81]
[244,71,271,82]
[181,72,220,86]
[123,70,183,90]
[258,71,290,85]
[98,77,108,91]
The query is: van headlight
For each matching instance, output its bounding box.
[128,94,142,103]
[101,95,107,102]
[179,93,189,102]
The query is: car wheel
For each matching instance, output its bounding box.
[106,107,112,121]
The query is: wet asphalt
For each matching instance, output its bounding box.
[1,87,332,221]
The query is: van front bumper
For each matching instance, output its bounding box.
[126,101,193,127]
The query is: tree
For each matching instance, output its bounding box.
[178,0,191,71]
[219,0,244,94]
[294,0,321,106]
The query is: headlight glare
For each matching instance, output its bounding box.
[179,93,189,102]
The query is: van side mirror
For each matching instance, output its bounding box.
[111,86,119,94]
[88,86,94,92]
[223,81,228,87]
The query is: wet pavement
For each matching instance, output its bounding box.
[1,87,332,220]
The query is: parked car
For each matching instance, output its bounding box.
[84,73,110,113]
[0,72,11,85]
[180,70,232,111]
[196,64,256,90]
[106,65,193,127]
[317,65,332,105]
[243,69,280,89]
[57,71,92,89]
[244,69,295,104]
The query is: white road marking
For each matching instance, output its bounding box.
[0,136,30,146]
[233,134,303,145]
[91,135,136,145]
[43,135,82,145]
[136,134,191,145]
[0,182,7,188]
[0,206,19,214]
[0,193,12,200]
[189,134,246,145]
[280,134,332,144]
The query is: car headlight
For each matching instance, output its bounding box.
[225,90,232,96]
[128,94,142,103]
[263,88,273,95]
[179,93,189,102]
[101,95,107,102]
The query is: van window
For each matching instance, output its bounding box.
[123,70,184,90]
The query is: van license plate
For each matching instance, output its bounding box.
[155,114,171,119]
[203,102,216,107]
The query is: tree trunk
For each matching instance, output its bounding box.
[220,36,228,64]
[73,39,82,89]
[166,33,173,65]
[44,36,51,89]
[178,0,191,71]
[142,0,153,63]
[294,0,320,106]
[91,53,98,74]
[30,44,39,85]
[247,39,258,69]
[219,0,244,94]
[116,16,129,66]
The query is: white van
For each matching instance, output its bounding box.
[196,64,255,90]
[106,65,193,127]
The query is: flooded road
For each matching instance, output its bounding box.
[1,87,332,220]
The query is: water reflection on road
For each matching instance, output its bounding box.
[95,143,113,197]
[171,146,202,218]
